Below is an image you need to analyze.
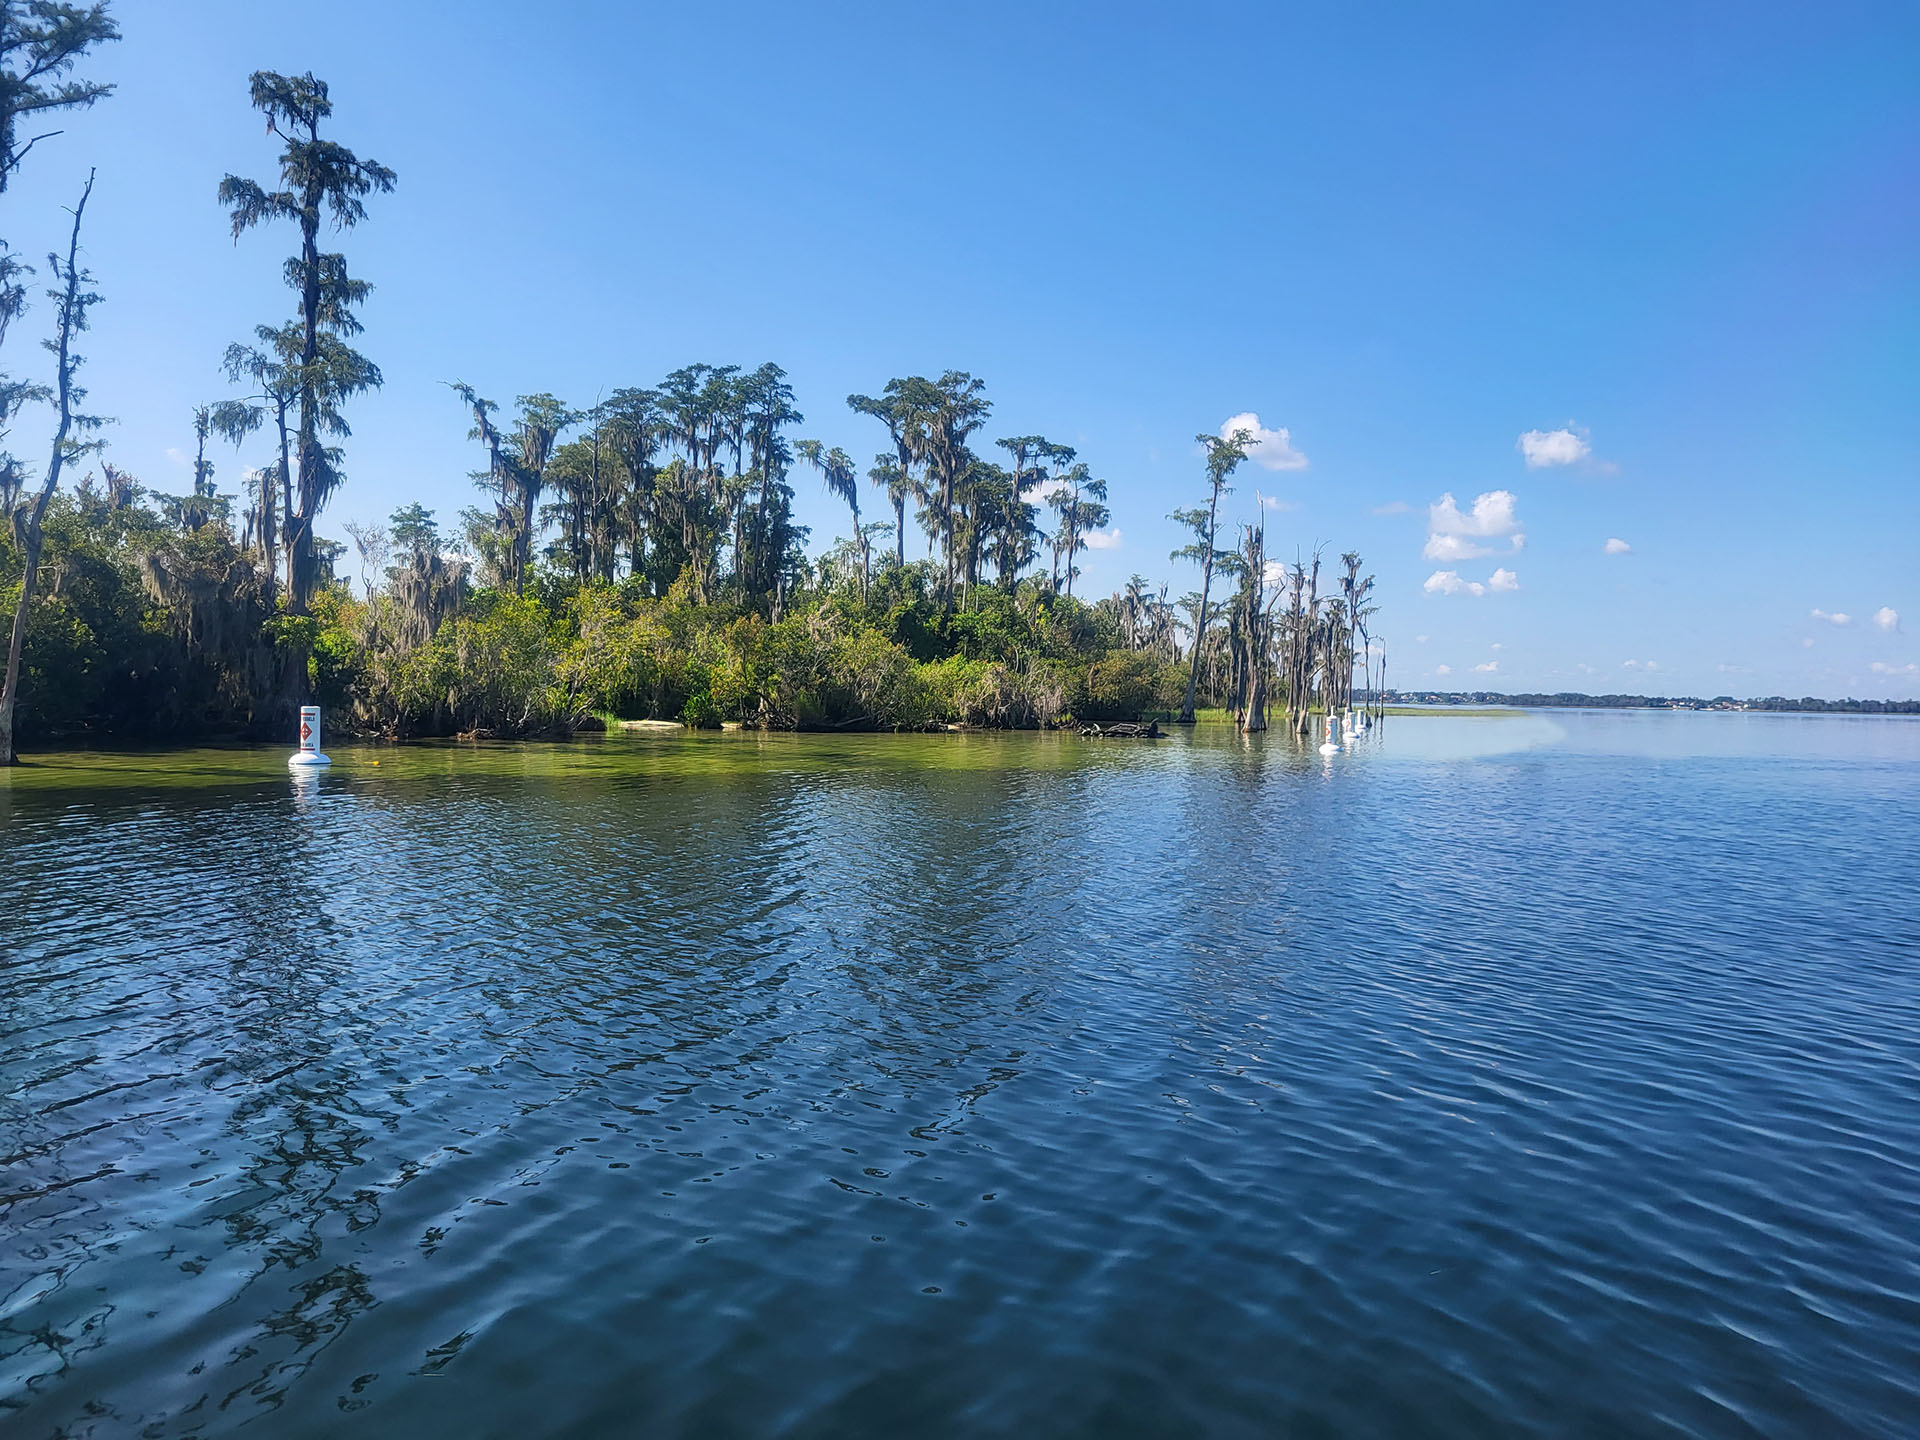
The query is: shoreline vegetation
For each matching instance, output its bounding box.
[0,496,1388,747]
[0,29,1397,760]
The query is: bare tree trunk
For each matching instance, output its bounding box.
[288,155,325,615]
[517,481,538,593]
[1238,525,1269,734]
[2,174,94,765]
[941,465,955,603]
[1293,556,1320,737]
[0,513,48,762]
[1064,501,1077,598]
[1179,486,1223,724]
[1243,665,1267,733]
[259,397,292,608]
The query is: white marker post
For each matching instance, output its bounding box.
[288,704,332,768]
[1318,714,1341,756]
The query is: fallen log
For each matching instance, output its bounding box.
[1078,720,1164,738]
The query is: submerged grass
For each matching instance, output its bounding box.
[0,706,1528,798]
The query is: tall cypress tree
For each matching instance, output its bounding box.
[1,171,101,763]
[0,1,117,516]
[219,71,393,615]
[1171,430,1251,724]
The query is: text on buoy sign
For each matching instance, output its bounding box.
[289,704,331,767]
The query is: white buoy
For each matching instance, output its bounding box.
[288,704,331,768]
[1318,714,1341,756]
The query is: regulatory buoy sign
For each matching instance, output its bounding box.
[289,704,331,768]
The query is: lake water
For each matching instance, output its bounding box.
[3,712,1918,1437]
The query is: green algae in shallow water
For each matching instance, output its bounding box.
[0,711,1566,806]
[0,730,1110,797]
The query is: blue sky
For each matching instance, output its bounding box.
[6,1,1916,696]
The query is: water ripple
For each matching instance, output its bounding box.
[3,715,1919,1436]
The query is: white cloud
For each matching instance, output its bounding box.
[1424,531,1492,562]
[1518,427,1590,468]
[1425,566,1518,598]
[1430,489,1519,537]
[1604,537,1632,555]
[165,446,190,469]
[1426,490,1522,561]
[1473,661,1499,674]
[1802,637,1815,648]
[1415,634,1429,644]
[1490,642,1504,650]
[1871,662,1918,676]
[1873,607,1899,632]
[1220,412,1308,471]
[1372,501,1411,515]
[1424,570,1485,597]
[1258,494,1297,512]
[1622,659,1660,671]
[1811,609,1851,626]
[1577,663,1597,675]
[1083,528,1123,551]
[1435,664,1452,676]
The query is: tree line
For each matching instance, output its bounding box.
[0,9,1384,757]
[423,368,1124,619]
[1392,691,1920,714]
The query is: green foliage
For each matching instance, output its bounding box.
[1081,649,1163,722]
[3,493,272,742]
[304,590,358,706]
[9,459,1174,749]
[444,593,554,734]
[218,67,394,611]
[680,689,720,729]
[264,612,317,654]
[388,502,437,556]
[0,1,120,194]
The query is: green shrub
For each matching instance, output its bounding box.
[1081,649,1161,721]
[4,490,1150,746]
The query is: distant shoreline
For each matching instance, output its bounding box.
[1382,691,1919,715]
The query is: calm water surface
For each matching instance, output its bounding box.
[3,713,1918,1437]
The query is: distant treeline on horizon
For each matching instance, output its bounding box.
[1383,691,1920,715]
